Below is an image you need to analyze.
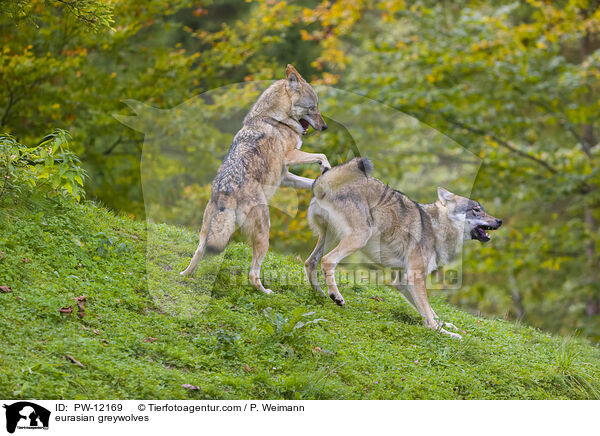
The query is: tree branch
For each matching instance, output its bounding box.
[441,115,558,174]
[1,89,16,127]
[103,136,122,155]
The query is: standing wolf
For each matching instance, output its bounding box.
[181,65,330,294]
[305,157,502,338]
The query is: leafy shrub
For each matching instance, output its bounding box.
[91,231,132,258]
[260,307,327,342]
[0,129,86,202]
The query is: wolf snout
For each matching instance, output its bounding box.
[495,218,502,228]
[320,123,328,131]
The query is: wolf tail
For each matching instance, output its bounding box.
[205,196,237,254]
[313,157,373,199]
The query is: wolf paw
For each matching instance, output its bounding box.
[329,294,345,306]
[443,322,459,331]
[440,328,462,340]
[262,288,273,295]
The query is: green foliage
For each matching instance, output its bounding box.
[0,130,86,201]
[0,0,114,31]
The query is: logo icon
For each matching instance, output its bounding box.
[3,402,50,433]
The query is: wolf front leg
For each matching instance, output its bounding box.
[392,281,460,334]
[280,171,314,189]
[285,149,331,172]
[404,268,462,339]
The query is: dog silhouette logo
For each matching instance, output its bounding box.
[3,402,50,433]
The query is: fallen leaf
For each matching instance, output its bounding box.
[93,329,100,335]
[59,305,73,314]
[101,339,109,344]
[182,384,201,390]
[243,364,251,372]
[0,286,13,293]
[65,354,83,367]
[22,258,31,263]
[0,250,5,259]
[75,295,86,318]
[144,337,157,343]
[312,347,322,353]
[81,325,88,330]
[14,296,20,301]
[369,296,383,302]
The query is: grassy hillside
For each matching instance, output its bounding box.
[1,197,599,400]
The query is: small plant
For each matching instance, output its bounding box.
[554,339,600,399]
[91,232,132,258]
[0,130,86,202]
[555,339,579,375]
[260,307,327,340]
[213,329,240,358]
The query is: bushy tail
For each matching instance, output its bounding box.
[313,157,373,199]
[205,197,237,254]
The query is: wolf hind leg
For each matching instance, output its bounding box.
[305,230,328,297]
[180,201,217,276]
[321,231,371,306]
[241,203,273,295]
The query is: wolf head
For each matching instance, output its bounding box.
[437,187,502,243]
[285,64,327,134]
[244,65,327,135]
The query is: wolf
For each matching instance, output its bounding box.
[180,65,330,295]
[305,157,502,338]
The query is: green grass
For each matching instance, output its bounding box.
[1,196,599,399]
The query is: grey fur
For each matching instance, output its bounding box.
[305,157,502,338]
[181,65,331,295]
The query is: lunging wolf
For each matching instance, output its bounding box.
[181,65,330,294]
[305,157,502,338]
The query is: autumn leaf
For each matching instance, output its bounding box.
[182,384,201,390]
[65,354,84,367]
[75,295,87,317]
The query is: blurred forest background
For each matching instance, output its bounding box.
[1,0,600,340]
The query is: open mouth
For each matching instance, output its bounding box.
[299,118,310,135]
[471,225,496,243]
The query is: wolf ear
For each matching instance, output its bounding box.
[437,187,456,206]
[286,64,300,92]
